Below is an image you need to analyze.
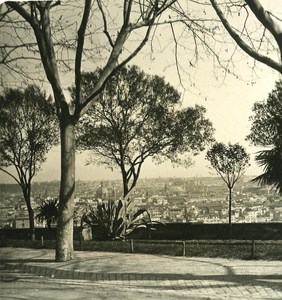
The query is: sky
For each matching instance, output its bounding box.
[29,61,277,183]
[0,1,281,184]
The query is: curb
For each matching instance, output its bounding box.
[1,262,89,281]
[1,262,169,282]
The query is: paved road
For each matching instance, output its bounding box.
[1,269,178,300]
[1,247,282,299]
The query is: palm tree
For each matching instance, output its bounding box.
[252,144,282,194]
[247,80,282,195]
[36,198,58,229]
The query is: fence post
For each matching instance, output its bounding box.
[79,231,83,251]
[130,239,134,253]
[41,236,44,247]
[182,241,186,256]
[251,240,255,259]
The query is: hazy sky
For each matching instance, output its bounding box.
[31,63,277,183]
[1,60,278,184]
[0,1,280,184]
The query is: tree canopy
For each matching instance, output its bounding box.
[75,65,214,196]
[206,142,250,189]
[0,85,58,175]
[247,80,282,193]
[206,142,250,234]
[0,85,58,234]
[247,80,282,147]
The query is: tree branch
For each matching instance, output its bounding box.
[78,26,130,117]
[97,0,114,48]
[75,0,92,106]
[245,0,282,55]
[5,2,34,25]
[210,0,282,74]
[0,167,21,185]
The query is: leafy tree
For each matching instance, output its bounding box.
[206,142,250,235]
[1,0,281,261]
[0,85,58,239]
[75,65,214,197]
[247,80,282,193]
[75,66,214,240]
[0,1,180,261]
[36,198,58,229]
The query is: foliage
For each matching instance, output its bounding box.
[0,85,58,173]
[2,0,281,261]
[206,142,250,189]
[82,194,159,240]
[75,65,214,196]
[36,198,58,229]
[247,80,282,193]
[206,142,250,233]
[251,146,282,194]
[0,85,58,232]
[0,1,181,261]
[247,80,282,147]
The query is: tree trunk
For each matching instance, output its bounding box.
[121,167,129,198]
[228,187,232,237]
[23,187,35,241]
[55,117,76,261]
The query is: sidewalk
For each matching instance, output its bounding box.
[1,247,282,299]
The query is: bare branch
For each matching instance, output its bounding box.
[5,1,34,25]
[170,22,185,89]
[0,167,21,185]
[210,0,282,74]
[97,0,114,48]
[245,0,282,51]
[75,0,92,106]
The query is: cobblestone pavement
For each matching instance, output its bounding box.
[1,247,282,299]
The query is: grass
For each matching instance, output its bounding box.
[1,239,281,260]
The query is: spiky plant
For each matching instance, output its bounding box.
[83,196,157,240]
[36,198,58,229]
[252,145,282,194]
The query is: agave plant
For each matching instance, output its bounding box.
[123,209,162,240]
[36,198,58,229]
[83,191,158,240]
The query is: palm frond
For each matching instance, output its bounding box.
[252,146,282,194]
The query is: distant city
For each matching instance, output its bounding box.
[0,176,282,229]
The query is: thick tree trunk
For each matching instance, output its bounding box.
[55,117,76,261]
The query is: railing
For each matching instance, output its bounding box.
[126,239,282,260]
